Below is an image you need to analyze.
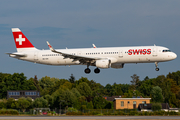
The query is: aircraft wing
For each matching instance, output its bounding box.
[47,41,102,64]
[6,53,27,57]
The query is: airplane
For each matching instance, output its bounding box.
[7,28,177,74]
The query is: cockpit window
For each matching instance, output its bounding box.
[162,50,171,52]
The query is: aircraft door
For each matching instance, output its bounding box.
[34,51,38,61]
[152,47,158,57]
[78,51,82,55]
[119,50,123,57]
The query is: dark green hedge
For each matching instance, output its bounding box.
[0,109,19,115]
[66,110,180,116]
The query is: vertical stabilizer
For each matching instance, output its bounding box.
[12,28,37,52]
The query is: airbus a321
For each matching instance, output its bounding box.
[7,28,177,74]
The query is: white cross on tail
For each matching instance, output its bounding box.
[16,35,25,45]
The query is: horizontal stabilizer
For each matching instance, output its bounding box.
[6,53,27,57]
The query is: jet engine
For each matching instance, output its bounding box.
[111,63,124,69]
[95,59,111,69]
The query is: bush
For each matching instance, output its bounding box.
[88,111,100,115]
[66,111,84,115]
[0,109,19,115]
[117,111,126,115]
[168,111,179,115]
[67,107,78,112]
[0,102,6,109]
[153,111,165,115]
[129,111,138,115]
[152,103,162,111]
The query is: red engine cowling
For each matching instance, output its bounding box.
[95,59,111,69]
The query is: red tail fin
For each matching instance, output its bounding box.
[12,28,37,52]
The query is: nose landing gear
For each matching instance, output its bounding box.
[155,62,159,71]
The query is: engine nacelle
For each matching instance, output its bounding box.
[111,63,124,69]
[95,59,111,69]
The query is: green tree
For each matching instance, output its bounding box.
[152,103,162,111]
[26,78,37,90]
[39,76,55,89]
[44,94,53,108]
[33,97,48,108]
[153,75,175,104]
[32,75,40,91]
[69,74,75,83]
[0,73,36,98]
[61,89,77,108]
[93,96,107,109]
[0,99,7,109]
[76,82,92,98]
[75,77,90,85]
[16,97,31,112]
[104,101,114,109]
[151,86,163,103]
[167,71,180,85]
[48,79,68,95]
[52,88,77,109]
[6,98,15,109]
[130,74,140,90]
[62,81,72,90]
[144,76,149,81]
[120,84,130,94]
[0,73,10,98]
[123,89,142,98]
[137,78,154,97]
[87,101,94,109]
[104,84,112,96]
[39,76,55,96]
[111,83,123,96]
[26,97,33,109]
[71,88,81,98]
[123,90,133,98]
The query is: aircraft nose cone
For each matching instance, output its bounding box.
[172,53,177,59]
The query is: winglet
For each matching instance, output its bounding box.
[92,44,97,48]
[46,41,55,52]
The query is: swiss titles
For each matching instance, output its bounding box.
[128,49,151,55]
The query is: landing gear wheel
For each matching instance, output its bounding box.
[155,68,159,71]
[84,68,91,74]
[155,62,159,71]
[94,68,100,74]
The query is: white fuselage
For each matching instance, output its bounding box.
[11,46,177,67]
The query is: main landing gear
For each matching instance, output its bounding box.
[155,62,159,71]
[94,68,100,74]
[84,66,100,74]
[84,68,91,74]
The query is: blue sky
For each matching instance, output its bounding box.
[1,0,180,86]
